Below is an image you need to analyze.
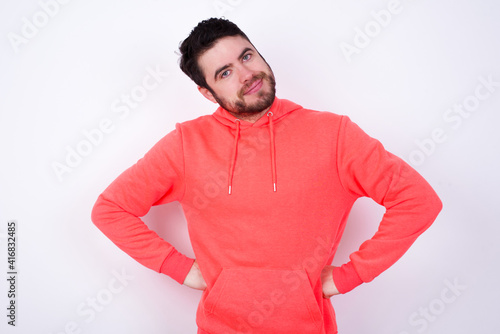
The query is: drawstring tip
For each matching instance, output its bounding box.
[228,186,232,195]
[273,183,277,192]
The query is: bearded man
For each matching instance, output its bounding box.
[92,18,442,334]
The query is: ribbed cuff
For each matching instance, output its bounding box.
[332,262,364,294]
[160,249,195,284]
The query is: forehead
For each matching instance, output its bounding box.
[198,35,254,78]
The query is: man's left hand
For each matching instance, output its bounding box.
[321,265,340,298]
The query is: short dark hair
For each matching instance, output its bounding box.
[179,18,251,89]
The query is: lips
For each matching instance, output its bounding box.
[244,78,263,95]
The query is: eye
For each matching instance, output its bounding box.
[220,69,231,79]
[242,53,252,61]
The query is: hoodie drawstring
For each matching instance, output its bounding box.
[267,112,277,192]
[228,119,241,195]
[227,113,277,194]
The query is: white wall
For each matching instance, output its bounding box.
[1,0,499,333]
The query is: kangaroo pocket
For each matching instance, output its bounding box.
[199,267,323,334]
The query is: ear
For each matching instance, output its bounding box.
[198,86,218,104]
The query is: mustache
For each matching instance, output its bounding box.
[238,72,269,98]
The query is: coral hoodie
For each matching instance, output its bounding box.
[91,97,442,333]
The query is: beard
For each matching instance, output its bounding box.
[210,71,276,115]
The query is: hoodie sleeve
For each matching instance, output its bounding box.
[332,116,442,293]
[91,125,194,284]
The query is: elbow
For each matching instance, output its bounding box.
[419,189,443,230]
[429,190,443,220]
[91,194,107,228]
[407,185,443,230]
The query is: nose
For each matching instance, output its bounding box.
[239,66,254,84]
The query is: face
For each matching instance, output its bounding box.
[197,35,276,116]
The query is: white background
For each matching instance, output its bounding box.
[1,0,499,333]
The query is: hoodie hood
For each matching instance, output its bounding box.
[211,97,303,194]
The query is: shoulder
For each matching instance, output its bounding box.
[177,114,215,129]
[289,104,346,129]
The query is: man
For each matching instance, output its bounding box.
[91,18,442,333]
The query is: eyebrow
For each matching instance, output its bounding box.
[213,47,253,81]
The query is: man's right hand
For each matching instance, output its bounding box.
[183,260,207,291]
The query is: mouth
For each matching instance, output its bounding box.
[243,78,263,95]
